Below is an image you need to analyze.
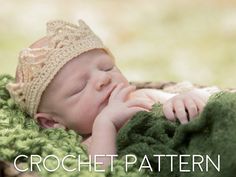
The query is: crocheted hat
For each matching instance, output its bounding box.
[6,19,112,117]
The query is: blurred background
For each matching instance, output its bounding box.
[1,0,236,88]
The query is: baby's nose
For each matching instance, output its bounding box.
[95,74,111,91]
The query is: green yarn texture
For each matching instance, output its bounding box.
[0,74,145,177]
[1,74,236,177]
[117,90,236,176]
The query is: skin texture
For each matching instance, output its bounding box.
[37,48,150,135]
[26,37,211,169]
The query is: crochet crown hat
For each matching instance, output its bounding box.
[6,19,111,117]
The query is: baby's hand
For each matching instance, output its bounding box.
[162,89,210,124]
[95,83,153,130]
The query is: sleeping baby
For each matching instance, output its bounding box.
[6,20,215,169]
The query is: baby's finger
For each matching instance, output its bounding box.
[109,83,125,99]
[184,98,198,121]
[173,99,188,124]
[126,98,153,110]
[192,89,210,103]
[128,107,150,116]
[123,107,150,124]
[192,96,206,113]
[163,101,175,121]
[117,85,136,101]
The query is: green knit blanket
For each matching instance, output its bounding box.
[0,74,236,177]
[117,93,236,177]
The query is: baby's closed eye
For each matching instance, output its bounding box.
[68,80,87,96]
[104,65,114,71]
[99,62,114,71]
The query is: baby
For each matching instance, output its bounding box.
[6,20,213,169]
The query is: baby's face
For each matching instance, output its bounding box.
[37,49,129,135]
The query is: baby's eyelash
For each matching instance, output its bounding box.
[104,65,114,71]
[71,82,87,96]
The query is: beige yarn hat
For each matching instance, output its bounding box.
[6,19,112,117]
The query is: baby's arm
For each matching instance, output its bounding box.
[87,84,152,169]
[89,116,117,169]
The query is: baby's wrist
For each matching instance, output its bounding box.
[93,114,118,133]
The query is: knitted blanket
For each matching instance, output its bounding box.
[116,92,236,177]
[0,74,236,177]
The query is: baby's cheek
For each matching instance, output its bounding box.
[84,99,101,120]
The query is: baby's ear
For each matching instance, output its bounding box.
[35,113,66,129]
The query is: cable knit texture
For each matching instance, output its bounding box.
[6,20,111,117]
